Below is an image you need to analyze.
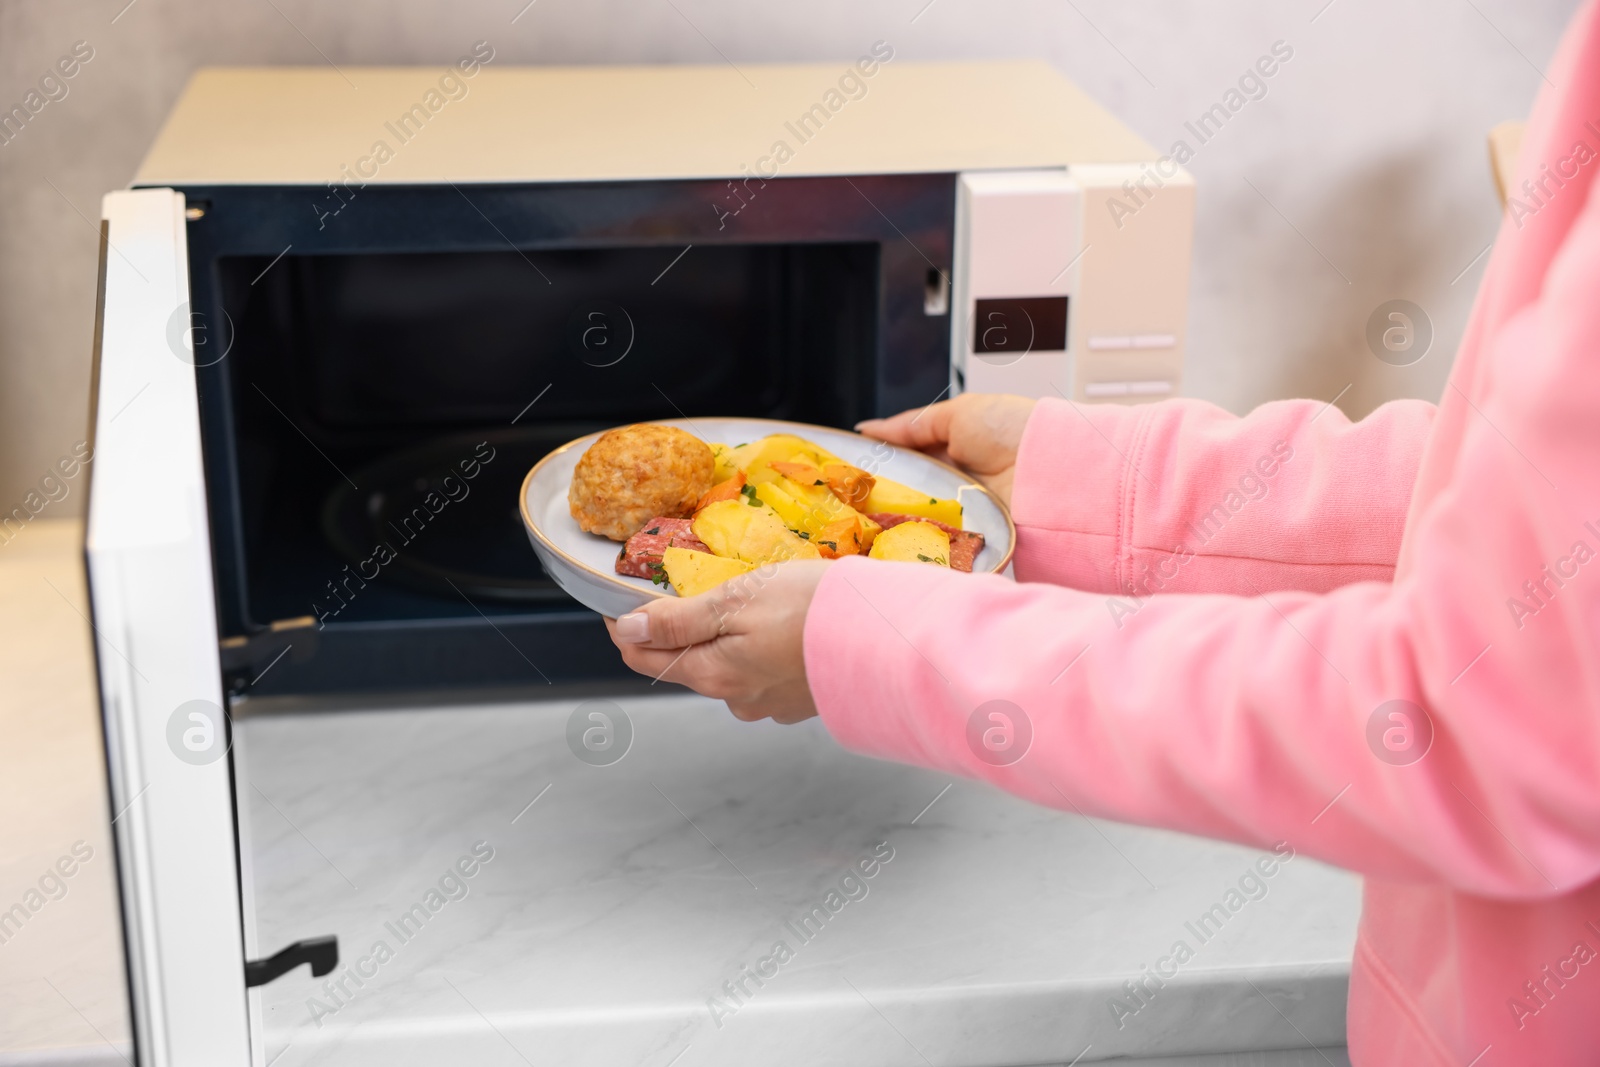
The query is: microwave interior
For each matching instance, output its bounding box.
[177,177,956,697]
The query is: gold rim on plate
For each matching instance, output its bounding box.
[518,416,1019,601]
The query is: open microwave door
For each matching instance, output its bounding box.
[87,188,252,1065]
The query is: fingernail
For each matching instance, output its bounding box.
[853,420,876,431]
[616,611,651,644]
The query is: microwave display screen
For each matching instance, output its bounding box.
[972,296,1068,354]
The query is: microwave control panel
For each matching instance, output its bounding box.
[950,165,1194,404]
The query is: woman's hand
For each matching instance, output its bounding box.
[605,560,829,723]
[855,393,1037,506]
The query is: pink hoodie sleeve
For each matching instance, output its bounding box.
[805,171,1600,898]
[1009,395,1435,596]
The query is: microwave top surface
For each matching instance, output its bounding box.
[133,59,1159,188]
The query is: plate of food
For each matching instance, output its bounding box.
[519,417,1016,618]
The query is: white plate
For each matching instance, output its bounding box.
[519,417,1017,618]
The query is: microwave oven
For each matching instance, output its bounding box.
[96,57,1194,702]
[85,58,1193,1063]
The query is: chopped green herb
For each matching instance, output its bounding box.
[814,480,825,486]
[929,498,937,505]
[648,562,670,586]
[740,483,762,507]
[916,553,949,565]
[820,540,838,550]
[646,526,661,535]
[796,530,811,539]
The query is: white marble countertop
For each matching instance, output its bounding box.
[237,691,1360,1067]
[0,520,1359,1066]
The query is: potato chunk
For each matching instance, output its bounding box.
[708,443,738,483]
[868,520,951,566]
[752,480,813,532]
[661,546,755,598]
[730,435,842,485]
[756,474,881,552]
[864,476,963,528]
[691,499,821,565]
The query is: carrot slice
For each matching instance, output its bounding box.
[694,471,747,511]
[822,463,875,509]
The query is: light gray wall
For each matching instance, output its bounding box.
[0,0,1578,517]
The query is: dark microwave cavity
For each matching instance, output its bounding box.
[219,242,880,618]
[278,245,879,428]
[179,175,956,693]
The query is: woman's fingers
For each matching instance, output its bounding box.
[856,400,955,451]
[605,633,681,679]
[605,561,825,724]
[608,633,730,690]
[612,590,726,649]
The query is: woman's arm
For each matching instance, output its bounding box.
[1010,395,1435,596]
[803,186,1600,898]
[803,548,1591,900]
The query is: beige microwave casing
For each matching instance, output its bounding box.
[133,60,1160,185]
[133,60,1191,405]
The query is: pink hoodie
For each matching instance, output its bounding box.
[803,5,1600,1062]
